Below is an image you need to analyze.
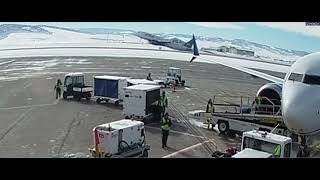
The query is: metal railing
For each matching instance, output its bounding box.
[212,95,282,117]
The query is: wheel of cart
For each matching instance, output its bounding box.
[96,98,101,104]
[141,149,149,158]
[63,92,68,100]
[217,120,229,134]
[181,80,185,87]
[86,92,91,100]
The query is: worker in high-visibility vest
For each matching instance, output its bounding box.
[206,98,215,129]
[252,96,261,114]
[273,145,281,158]
[161,113,172,148]
[158,91,168,117]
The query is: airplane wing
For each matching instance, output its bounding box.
[190,34,285,84]
[198,56,285,84]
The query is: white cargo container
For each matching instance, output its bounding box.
[93,75,128,105]
[92,119,146,157]
[123,84,161,119]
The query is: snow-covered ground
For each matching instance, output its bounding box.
[0,26,290,78]
[0,27,173,51]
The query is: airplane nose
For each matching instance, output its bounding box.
[282,94,320,134]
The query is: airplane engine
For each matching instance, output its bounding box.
[256,83,282,114]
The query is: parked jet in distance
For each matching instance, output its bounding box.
[134,31,194,51]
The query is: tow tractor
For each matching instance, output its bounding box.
[189,95,297,140]
[62,72,93,101]
[232,129,292,158]
[89,119,150,158]
[212,129,293,158]
[164,67,185,87]
[154,67,185,88]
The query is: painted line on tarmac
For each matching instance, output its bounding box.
[162,140,213,158]
[0,99,59,111]
[0,108,32,142]
[145,125,207,139]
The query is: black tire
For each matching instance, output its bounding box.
[142,150,148,158]
[63,92,67,100]
[181,80,185,87]
[115,101,119,106]
[218,120,229,134]
[86,93,91,100]
[96,98,101,104]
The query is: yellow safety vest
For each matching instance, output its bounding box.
[161,118,170,131]
[273,145,281,157]
[159,96,168,107]
[207,103,214,113]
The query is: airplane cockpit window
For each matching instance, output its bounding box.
[303,74,320,85]
[288,73,303,82]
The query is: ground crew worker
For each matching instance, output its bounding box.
[252,96,261,114]
[158,91,168,117]
[273,144,281,158]
[147,73,153,81]
[54,79,62,99]
[206,98,215,129]
[161,113,172,148]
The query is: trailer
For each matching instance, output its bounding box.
[94,75,128,105]
[123,84,161,122]
[189,95,297,140]
[89,119,150,158]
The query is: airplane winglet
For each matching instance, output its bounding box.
[190,34,199,63]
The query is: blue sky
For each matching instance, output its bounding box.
[1,22,320,52]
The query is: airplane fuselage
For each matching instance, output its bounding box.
[281,52,320,136]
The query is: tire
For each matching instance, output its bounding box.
[115,101,119,106]
[218,121,229,134]
[86,93,91,100]
[63,92,67,100]
[96,98,101,104]
[181,80,185,87]
[142,149,148,158]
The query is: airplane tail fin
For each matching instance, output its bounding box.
[190,34,199,63]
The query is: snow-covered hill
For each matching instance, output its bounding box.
[0,24,310,62]
[159,33,309,62]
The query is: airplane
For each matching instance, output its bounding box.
[134,31,194,51]
[190,34,320,157]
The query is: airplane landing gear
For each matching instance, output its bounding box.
[297,135,310,157]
